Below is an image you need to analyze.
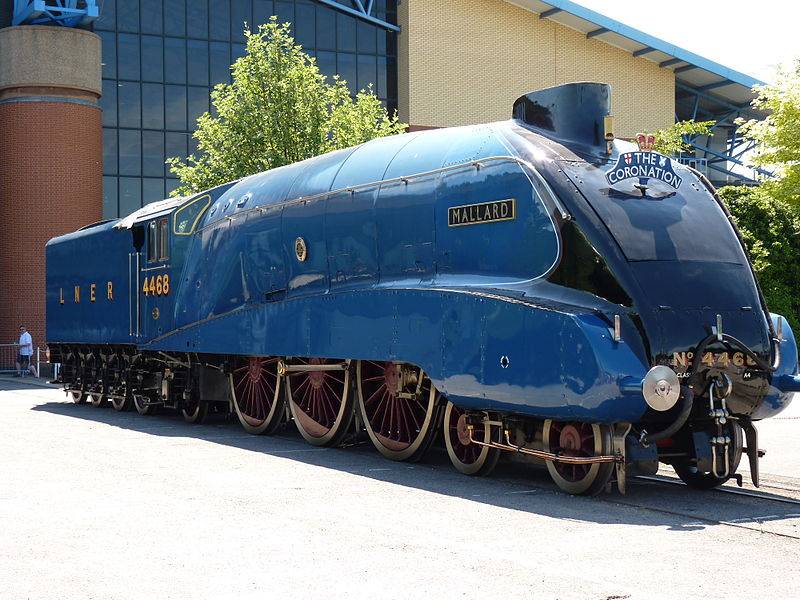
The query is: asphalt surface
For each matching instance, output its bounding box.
[1,378,799,600]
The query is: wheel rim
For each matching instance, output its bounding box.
[443,401,499,475]
[543,420,612,494]
[182,400,200,419]
[357,360,438,460]
[182,402,203,422]
[108,356,128,410]
[550,422,596,482]
[66,353,81,389]
[133,394,148,413]
[444,402,487,465]
[231,356,281,433]
[287,358,349,443]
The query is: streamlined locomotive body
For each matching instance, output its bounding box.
[46,83,799,495]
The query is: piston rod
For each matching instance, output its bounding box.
[466,426,621,465]
[277,360,349,376]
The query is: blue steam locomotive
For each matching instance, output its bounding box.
[46,83,800,495]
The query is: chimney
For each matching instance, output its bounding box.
[513,82,611,149]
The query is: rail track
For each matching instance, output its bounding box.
[639,473,800,506]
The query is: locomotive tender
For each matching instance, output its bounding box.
[46,83,800,495]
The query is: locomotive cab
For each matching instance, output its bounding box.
[138,213,173,339]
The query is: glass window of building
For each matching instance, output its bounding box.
[98,0,398,218]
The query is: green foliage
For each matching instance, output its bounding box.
[737,61,800,204]
[651,120,715,156]
[167,18,405,195]
[718,185,800,332]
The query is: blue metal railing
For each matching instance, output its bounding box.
[12,0,99,27]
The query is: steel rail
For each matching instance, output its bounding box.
[638,474,800,507]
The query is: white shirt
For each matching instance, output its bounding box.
[18,332,32,356]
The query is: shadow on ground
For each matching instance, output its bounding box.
[26,389,800,536]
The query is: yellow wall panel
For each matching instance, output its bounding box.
[398,0,674,138]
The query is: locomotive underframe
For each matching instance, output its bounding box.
[49,343,757,495]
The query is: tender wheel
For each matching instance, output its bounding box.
[89,390,106,408]
[181,399,209,424]
[111,394,131,411]
[108,355,131,411]
[133,393,157,416]
[286,358,354,447]
[543,420,614,496]
[443,401,501,476]
[68,389,85,404]
[672,422,744,490]
[356,360,441,462]
[230,356,285,434]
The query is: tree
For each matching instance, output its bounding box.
[718,185,800,332]
[167,18,405,195]
[651,119,715,156]
[737,61,800,205]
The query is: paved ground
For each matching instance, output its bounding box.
[1,378,799,600]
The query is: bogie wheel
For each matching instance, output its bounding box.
[230,356,285,435]
[133,394,157,416]
[672,421,744,490]
[68,389,86,404]
[286,358,355,447]
[443,401,501,476]
[181,399,209,424]
[542,420,614,496]
[356,360,441,462]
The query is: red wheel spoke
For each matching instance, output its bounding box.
[327,372,345,385]
[256,380,272,411]
[365,383,387,407]
[371,390,389,424]
[295,376,311,396]
[259,372,276,398]
[378,391,392,434]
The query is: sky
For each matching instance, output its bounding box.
[572,0,799,83]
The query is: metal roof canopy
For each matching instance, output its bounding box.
[12,0,98,27]
[510,0,763,103]
[508,0,768,183]
[316,0,399,32]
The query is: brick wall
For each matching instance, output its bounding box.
[0,101,102,349]
[398,0,675,138]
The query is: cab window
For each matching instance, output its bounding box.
[174,194,211,235]
[147,217,169,262]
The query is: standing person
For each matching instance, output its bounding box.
[15,326,36,377]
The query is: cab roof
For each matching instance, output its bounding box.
[113,196,188,230]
